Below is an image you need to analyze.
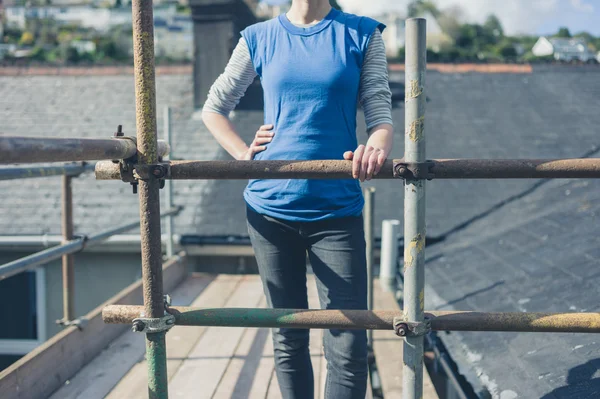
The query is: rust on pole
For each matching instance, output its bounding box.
[94,158,600,181]
[60,175,75,323]
[102,306,600,333]
[0,136,169,164]
[431,158,600,178]
[131,0,168,397]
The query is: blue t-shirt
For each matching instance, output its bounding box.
[241,8,384,221]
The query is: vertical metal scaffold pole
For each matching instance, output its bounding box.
[131,1,168,398]
[164,106,174,259]
[61,175,75,322]
[403,18,427,399]
[364,187,375,347]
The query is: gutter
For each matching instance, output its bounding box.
[0,234,255,256]
[0,234,401,257]
[0,234,183,254]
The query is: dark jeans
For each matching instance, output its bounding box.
[246,206,368,399]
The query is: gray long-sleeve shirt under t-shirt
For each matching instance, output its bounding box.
[203,27,393,132]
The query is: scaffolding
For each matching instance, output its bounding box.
[2,6,600,399]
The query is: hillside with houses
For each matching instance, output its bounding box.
[1,0,600,65]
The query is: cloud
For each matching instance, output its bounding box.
[337,0,560,35]
[570,0,594,12]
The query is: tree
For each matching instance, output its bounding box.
[19,31,34,46]
[408,0,440,18]
[556,27,572,38]
[437,7,462,41]
[65,47,80,63]
[484,14,503,38]
[495,41,517,59]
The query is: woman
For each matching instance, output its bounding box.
[202,1,393,397]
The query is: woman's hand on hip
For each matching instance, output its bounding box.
[240,124,274,160]
[343,144,389,182]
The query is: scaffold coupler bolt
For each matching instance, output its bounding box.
[132,294,175,334]
[393,316,431,337]
[393,160,435,180]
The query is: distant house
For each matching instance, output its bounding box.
[377,12,405,58]
[4,4,178,33]
[532,36,596,62]
[70,40,96,54]
[0,44,16,60]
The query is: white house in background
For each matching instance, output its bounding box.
[532,36,595,62]
[377,12,405,57]
[4,5,178,33]
[71,40,96,54]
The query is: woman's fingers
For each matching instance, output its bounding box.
[353,145,365,179]
[360,146,374,181]
[250,145,267,156]
[250,125,274,156]
[374,151,386,176]
[366,149,380,180]
[258,124,274,131]
[254,136,273,145]
[352,145,388,181]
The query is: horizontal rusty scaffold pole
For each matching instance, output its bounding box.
[103,306,600,333]
[94,158,600,180]
[0,136,170,164]
[0,162,95,180]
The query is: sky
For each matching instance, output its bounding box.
[263,0,600,36]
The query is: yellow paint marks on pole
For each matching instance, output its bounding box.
[419,290,424,312]
[408,116,425,142]
[406,79,423,100]
[404,233,425,271]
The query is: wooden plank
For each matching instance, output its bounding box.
[212,296,275,399]
[49,274,215,399]
[306,275,324,399]
[319,349,327,399]
[212,327,261,399]
[247,328,275,399]
[106,274,243,399]
[266,369,281,399]
[168,275,264,398]
[372,278,439,399]
[0,254,188,399]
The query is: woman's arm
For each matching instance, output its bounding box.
[344,29,394,181]
[202,38,273,160]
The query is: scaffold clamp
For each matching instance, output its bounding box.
[393,160,435,180]
[131,314,176,334]
[131,294,175,334]
[393,316,431,337]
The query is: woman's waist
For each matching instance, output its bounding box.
[255,136,356,160]
[245,179,361,200]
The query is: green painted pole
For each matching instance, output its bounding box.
[102,306,600,333]
[130,0,168,397]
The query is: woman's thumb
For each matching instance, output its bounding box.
[343,151,354,160]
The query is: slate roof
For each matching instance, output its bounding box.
[0,73,264,236]
[2,65,600,397]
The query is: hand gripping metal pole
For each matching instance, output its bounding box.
[403,18,427,399]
